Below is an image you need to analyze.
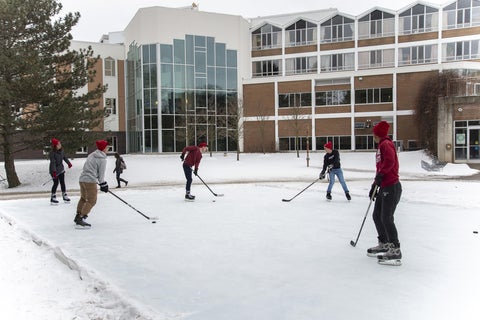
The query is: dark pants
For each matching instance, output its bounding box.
[372,182,402,246]
[183,163,193,193]
[116,171,128,187]
[51,172,66,194]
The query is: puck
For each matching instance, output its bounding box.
[212,200,216,202]
[152,221,156,224]
[474,231,478,234]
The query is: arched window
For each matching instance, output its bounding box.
[320,15,354,43]
[285,19,317,47]
[104,57,116,77]
[358,10,395,39]
[399,4,439,34]
[251,24,282,50]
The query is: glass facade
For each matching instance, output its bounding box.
[126,35,238,153]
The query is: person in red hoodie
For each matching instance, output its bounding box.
[181,142,208,201]
[367,121,403,265]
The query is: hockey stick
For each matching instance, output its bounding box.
[108,190,159,223]
[42,170,65,186]
[281,178,319,202]
[350,186,378,247]
[196,174,224,197]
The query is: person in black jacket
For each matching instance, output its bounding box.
[113,152,128,188]
[319,141,351,201]
[49,138,72,205]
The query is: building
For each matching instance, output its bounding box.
[72,1,480,162]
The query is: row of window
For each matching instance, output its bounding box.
[279,136,418,151]
[252,2,480,49]
[252,40,479,76]
[278,87,392,108]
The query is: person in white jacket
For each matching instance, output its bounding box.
[74,140,109,228]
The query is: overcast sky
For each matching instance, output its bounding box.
[59,0,449,42]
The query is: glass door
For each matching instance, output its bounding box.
[469,128,480,160]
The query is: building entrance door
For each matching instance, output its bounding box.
[469,128,480,160]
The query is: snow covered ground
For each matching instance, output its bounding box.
[1,150,479,320]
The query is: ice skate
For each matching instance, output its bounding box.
[345,192,351,201]
[62,193,70,203]
[326,192,332,201]
[377,243,402,266]
[367,241,389,257]
[50,194,59,205]
[185,193,195,201]
[74,213,91,228]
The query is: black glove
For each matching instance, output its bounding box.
[180,154,185,161]
[374,173,384,186]
[193,169,198,176]
[369,183,378,201]
[99,181,109,193]
[319,172,325,180]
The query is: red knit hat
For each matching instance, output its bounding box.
[198,142,208,148]
[51,138,60,147]
[96,140,109,151]
[373,121,390,137]
[324,141,333,150]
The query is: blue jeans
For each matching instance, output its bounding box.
[327,168,349,193]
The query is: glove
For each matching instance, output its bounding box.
[52,171,57,179]
[68,163,72,168]
[319,172,325,180]
[369,183,378,201]
[99,181,109,193]
[374,173,384,186]
[180,154,185,161]
[193,169,198,176]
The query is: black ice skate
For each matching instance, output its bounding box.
[185,193,195,201]
[50,194,59,205]
[74,213,91,229]
[345,192,351,201]
[326,192,332,201]
[377,243,402,266]
[367,241,389,257]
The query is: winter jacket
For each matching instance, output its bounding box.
[79,149,107,184]
[49,149,71,176]
[182,145,203,171]
[114,156,125,174]
[321,149,341,174]
[375,137,399,187]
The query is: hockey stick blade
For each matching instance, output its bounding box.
[149,216,159,220]
[281,199,291,202]
[214,193,224,197]
[350,240,356,247]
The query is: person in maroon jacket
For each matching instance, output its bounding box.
[367,121,403,265]
[181,142,208,200]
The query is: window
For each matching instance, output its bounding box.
[399,45,438,66]
[358,49,395,69]
[252,24,282,50]
[107,136,117,153]
[285,56,317,75]
[321,15,354,43]
[355,88,393,104]
[279,136,312,151]
[104,57,115,77]
[443,39,480,61]
[286,20,317,46]
[358,10,395,39]
[252,60,281,77]
[278,92,311,108]
[399,4,439,34]
[315,90,351,106]
[105,98,117,116]
[443,0,480,29]
[320,53,354,72]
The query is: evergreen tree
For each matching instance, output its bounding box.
[0,0,105,188]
